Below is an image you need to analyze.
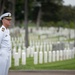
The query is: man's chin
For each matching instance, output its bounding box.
[9,25,12,28]
[7,25,10,28]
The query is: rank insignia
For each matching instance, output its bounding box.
[2,28,5,32]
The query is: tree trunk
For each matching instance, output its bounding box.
[11,0,15,27]
[0,0,7,26]
[36,7,42,30]
[0,0,6,15]
[25,0,29,48]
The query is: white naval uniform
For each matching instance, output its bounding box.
[0,25,11,75]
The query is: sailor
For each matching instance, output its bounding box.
[0,12,12,75]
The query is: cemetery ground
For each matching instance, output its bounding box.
[9,27,75,75]
[10,58,75,70]
[9,70,75,75]
[9,58,75,75]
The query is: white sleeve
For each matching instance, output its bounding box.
[0,29,4,45]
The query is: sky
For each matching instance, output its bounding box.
[63,0,75,6]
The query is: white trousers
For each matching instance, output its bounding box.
[0,50,10,75]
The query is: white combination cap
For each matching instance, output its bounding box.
[0,12,12,20]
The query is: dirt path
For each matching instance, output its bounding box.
[9,70,75,75]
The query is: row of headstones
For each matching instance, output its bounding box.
[12,42,74,59]
[12,44,53,52]
[9,47,75,67]
[29,27,74,38]
[12,26,73,32]
[10,27,75,39]
[11,33,42,42]
[11,29,67,42]
[12,43,64,59]
[12,40,53,46]
[34,49,75,64]
[12,41,74,55]
[11,33,67,41]
[12,37,53,47]
[11,34,74,45]
[11,39,53,48]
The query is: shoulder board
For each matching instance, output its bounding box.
[2,28,5,32]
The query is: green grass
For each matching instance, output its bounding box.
[10,57,75,70]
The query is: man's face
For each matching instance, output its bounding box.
[2,17,12,28]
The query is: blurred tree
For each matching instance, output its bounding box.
[32,0,63,28]
[11,0,15,27]
[32,0,42,29]
[24,0,29,48]
[15,0,24,21]
[0,0,7,15]
[0,0,15,27]
[1,0,75,28]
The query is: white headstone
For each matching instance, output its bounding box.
[48,51,52,62]
[52,51,56,62]
[34,52,38,64]
[9,52,11,68]
[30,47,34,57]
[27,47,30,57]
[56,50,59,61]
[59,50,63,61]
[63,49,67,60]
[22,52,26,65]
[40,45,43,51]
[13,47,16,58]
[18,47,21,58]
[14,53,19,66]
[44,51,47,63]
[39,51,43,64]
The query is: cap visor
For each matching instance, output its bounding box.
[5,17,12,20]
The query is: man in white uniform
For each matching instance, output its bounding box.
[0,12,12,75]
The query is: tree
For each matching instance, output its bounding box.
[31,0,64,27]
[0,0,15,27]
[24,0,29,48]
[33,0,42,29]
[11,0,15,27]
[0,0,8,15]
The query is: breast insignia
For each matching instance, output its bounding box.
[2,28,5,32]
[5,35,8,37]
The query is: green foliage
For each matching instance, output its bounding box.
[15,20,75,29]
[1,0,75,28]
[15,0,24,20]
[69,21,75,28]
[40,21,75,29]
[56,21,63,27]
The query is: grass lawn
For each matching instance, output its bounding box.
[10,57,75,70]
